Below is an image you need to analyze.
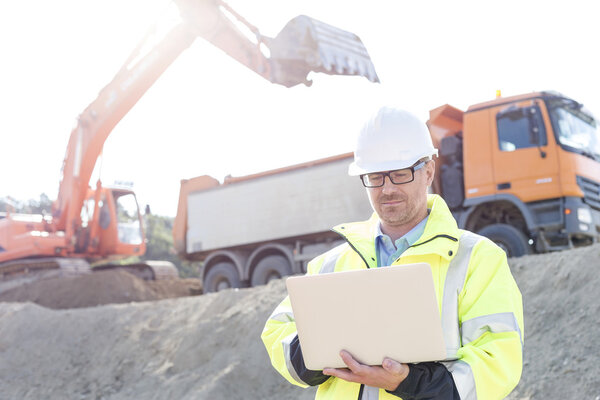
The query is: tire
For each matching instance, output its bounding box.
[251,255,292,287]
[204,262,241,293]
[477,223,531,258]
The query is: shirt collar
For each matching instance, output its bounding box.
[374,211,430,248]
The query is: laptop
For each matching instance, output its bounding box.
[285,262,447,370]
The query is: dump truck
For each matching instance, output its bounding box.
[429,91,599,256]
[173,153,372,292]
[174,90,600,292]
[0,0,378,282]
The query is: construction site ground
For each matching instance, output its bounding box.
[0,244,599,399]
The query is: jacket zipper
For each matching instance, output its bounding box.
[331,228,372,269]
[409,234,457,249]
[357,383,365,399]
[392,234,458,264]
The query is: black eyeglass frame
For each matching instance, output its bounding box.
[359,160,428,188]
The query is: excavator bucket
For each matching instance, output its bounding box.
[267,15,379,87]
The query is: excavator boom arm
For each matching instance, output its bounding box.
[52,22,197,235]
[51,0,378,246]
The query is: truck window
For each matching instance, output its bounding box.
[548,101,600,159]
[497,108,547,151]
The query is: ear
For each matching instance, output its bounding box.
[425,160,435,186]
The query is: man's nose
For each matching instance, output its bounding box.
[380,175,399,194]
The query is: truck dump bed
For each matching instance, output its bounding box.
[176,153,373,259]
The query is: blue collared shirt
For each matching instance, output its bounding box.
[375,215,429,267]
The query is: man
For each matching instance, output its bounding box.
[261,106,524,399]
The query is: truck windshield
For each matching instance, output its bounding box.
[547,98,600,161]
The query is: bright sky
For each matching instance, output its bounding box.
[1,0,598,217]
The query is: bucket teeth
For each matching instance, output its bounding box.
[269,15,379,87]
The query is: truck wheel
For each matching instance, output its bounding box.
[204,262,241,293]
[477,223,531,258]
[251,255,292,287]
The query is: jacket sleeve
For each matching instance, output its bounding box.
[261,255,330,387]
[386,362,460,399]
[445,238,524,399]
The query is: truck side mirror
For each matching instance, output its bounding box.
[526,107,547,158]
[527,107,540,145]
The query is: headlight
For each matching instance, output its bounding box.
[577,207,593,224]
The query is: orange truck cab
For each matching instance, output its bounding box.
[428,91,600,257]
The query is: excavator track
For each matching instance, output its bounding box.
[0,257,92,293]
[0,257,91,278]
[0,258,178,295]
[93,260,179,281]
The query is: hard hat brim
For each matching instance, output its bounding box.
[348,149,438,176]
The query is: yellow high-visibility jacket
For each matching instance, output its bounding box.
[261,195,524,399]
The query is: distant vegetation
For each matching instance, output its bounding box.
[0,193,53,215]
[0,195,200,278]
[141,213,200,278]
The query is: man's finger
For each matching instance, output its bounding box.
[323,367,354,381]
[339,350,364,373]
[381,358,402,374]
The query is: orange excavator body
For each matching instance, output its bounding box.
[0,0,378,279]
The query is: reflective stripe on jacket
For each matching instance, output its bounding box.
[261,194,524,400]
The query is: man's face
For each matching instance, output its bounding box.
[365,160,435,233]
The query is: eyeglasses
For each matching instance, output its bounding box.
[360,160,428,188]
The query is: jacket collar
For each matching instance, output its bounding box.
[406,194,460,260]
[332,194,460,264]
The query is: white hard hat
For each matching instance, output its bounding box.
[348,106,438,176]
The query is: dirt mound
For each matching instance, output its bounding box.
[0,269,202,309]
[0,244,598,399]
[506,243,600,399]
[0,279,313,400]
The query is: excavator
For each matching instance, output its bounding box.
[0,0,378,282]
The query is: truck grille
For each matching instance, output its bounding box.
[577,175,600,211]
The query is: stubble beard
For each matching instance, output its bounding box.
[380,205,413,228]
[377,195,414,227]
[377,193,428,231]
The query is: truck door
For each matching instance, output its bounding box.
[490,101,561,202]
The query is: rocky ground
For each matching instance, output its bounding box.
[0,244,599,399]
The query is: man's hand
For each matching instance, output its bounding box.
[322,350,409,391]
